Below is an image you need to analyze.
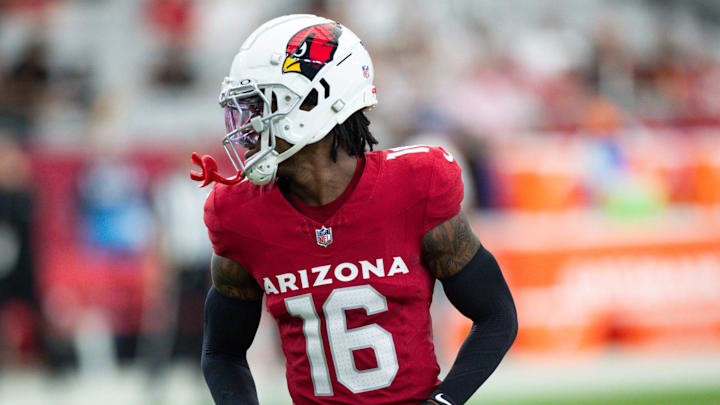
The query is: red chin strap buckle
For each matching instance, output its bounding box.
[190,152,245,187]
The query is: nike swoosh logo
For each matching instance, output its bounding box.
[435,393,453,405]
[442,151,454,162]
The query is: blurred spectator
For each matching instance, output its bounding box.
[145,0,197,89]
[140,161,211,378]
[77,160,157,361]
[0,135,40,364]
[585,22,634,110]
[0,0,56,14]
[78,161,154,256]
[151,45,196,88]
[0,38,50,142]
[145,0,196,41]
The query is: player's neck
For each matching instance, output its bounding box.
[279,143,358,207]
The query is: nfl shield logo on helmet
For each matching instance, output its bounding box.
[315,226,333,247]
[362,65,370,78]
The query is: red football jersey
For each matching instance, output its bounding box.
[204,145,463,405]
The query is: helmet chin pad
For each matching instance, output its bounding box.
[245,151,279,185]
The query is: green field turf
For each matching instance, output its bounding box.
[249,388,720,405]
[473,387,720,405]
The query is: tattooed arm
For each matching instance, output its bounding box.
[210,254,263,300]
[421,212,518,405]
[421,211,481,279]
[202,254,263,405]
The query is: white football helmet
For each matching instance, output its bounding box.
[219,14,377,185]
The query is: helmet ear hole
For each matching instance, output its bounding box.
[299,88,318,111]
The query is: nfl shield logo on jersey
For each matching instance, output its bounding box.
[315,226,333,247]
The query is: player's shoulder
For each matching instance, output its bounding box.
[365,145,461,210]
[370,145,458,179]
[370,146,464,232]
[203,178,270,229]
[206,177,260,208]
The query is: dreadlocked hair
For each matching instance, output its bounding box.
[329,110,378,162]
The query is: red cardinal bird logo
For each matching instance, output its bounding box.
[283,23,342,80]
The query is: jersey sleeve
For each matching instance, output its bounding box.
[423,147,464,233]
[204,185,232,257]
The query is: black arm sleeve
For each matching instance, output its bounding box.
[430,247,518,405]
[201,286,262,405]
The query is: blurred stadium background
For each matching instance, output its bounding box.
[1,0,720,404]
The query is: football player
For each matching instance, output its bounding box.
[192,14,517,405]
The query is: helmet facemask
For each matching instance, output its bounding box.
[219,78,303,185]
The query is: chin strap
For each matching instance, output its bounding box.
[190,152,245,187]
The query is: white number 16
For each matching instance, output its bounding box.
[285,285,399,396]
